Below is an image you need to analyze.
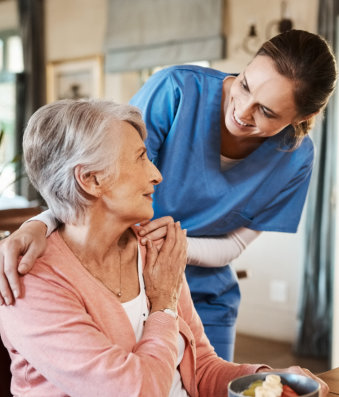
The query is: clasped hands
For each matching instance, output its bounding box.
[137,217,187,313]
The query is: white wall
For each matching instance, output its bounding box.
[212,0,318,72]
[332,65,339,367]
[45,0,106,61]
[233,219,306,342]
[333,169,339,366]
[0,0,18,29]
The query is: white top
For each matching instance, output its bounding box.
[220,153,243,172]
[122,246,188,397]
[121,247,149,341]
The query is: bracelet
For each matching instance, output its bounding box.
[160,308,178,319]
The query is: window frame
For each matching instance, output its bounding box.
[0,29,20,81]
[0,28,22,199]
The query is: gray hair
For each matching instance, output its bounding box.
[23,99,147,224]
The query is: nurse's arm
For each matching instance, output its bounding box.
[0,209,57,304]
[138,219,260,268]
[187,227,261,267]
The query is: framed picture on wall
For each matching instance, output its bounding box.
[46,55,103,103]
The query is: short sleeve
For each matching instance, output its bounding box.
[249,141,314,233]
[129,67,179,162]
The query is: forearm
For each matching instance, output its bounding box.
[187,227,261,267]
[0,210,56,303]
[25,209,59,236]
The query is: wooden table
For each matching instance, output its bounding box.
[318,367,339,396]
[0,207,42,234]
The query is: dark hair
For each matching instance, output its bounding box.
[256,29,337,146]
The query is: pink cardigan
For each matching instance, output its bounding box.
[0,231,266,397]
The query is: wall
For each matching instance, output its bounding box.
[45,0,140,104]
[333,168,339,366]
[0,0,17,29]
[2,0,322,343]
[332,61,339,367]
[213,0,318,72]
[45,0,106,61]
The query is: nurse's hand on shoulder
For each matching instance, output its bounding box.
[144,221,187,313]
[0,220,47,305]
[137,216,175,249]
[257,366,329,397]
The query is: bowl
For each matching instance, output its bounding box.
[228,372,320,397]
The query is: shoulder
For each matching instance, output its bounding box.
[299,134,314,151]
[142,65,231,104]
[149,64,231,85]
[28,231,79,288]
[34,231,68,268]
[275,134,314,185]
[277,129,314,165]
[294,135,314,165]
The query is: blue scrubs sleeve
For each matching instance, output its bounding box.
[130,69,178,162]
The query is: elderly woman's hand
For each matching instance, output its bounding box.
[137,216,174,250]
[257,366,329,397]
[143,221,187,313]
[0,221,47,305]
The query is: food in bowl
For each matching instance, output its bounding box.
[242,374,298,397]
[228,372,320,397]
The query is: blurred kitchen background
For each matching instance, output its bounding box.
[0,0,338,376]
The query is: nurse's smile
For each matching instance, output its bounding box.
[233,109,254,128]
[225,55,299,140]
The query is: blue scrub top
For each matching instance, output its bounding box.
[130,65,314,237]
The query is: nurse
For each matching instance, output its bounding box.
[0,30,337,361]
[130,29,337,360]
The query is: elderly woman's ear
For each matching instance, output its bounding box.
[74,164,103,198]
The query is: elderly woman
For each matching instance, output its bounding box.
[0,100,328,396]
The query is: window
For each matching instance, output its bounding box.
[0,30,23,199]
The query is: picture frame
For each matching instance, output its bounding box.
[46,55,103,103]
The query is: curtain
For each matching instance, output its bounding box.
[16,0,45,200]
[295,0,339,358]
[104,0,225,73]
